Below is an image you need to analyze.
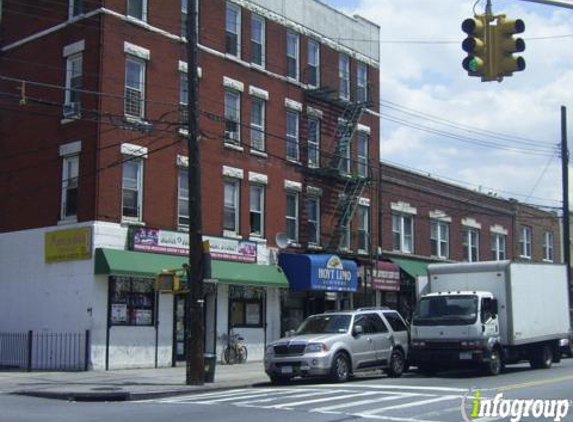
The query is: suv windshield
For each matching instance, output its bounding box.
[296,314,351,335]
[413,295,478,326]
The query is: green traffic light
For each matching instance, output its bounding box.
[469,58,479,72]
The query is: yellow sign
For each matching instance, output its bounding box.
[45,227,92,263]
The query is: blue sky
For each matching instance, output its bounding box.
[320,0,573,211]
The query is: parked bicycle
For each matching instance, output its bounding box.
[221,331,248,364]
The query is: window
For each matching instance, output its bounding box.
[286,110,300,161]
[125,57,146,119]
[61,155,79,220]
[250,98,265,151]
[519,225,532,258]
[230,298,262,327]
[543,231,554,262]
[430,220,449,259]
[357,205,369,252]
[250,185,264,236]
[178,169,189,226]
[383,312,408,332]
[251,14,265,67]
[225,2,241,57]
[179,71,188,129]
[64,53,82,118]
[109,276,154,326]
[339,220,350,250]
[286,192,299,242]
[357,132,368,177]
[286,30,299,80]
[308,117,320,168]
[224,179,240,233]
[69,0,83,17]
[127,0,146,21]
[491,233,506,261]
[224,90,241,145]
[181,0,199,38]
[307,196,320,245]
[122,159,143,220]
[357,62,368,103]
[392,214,414,253]
[463,228,480,262]
[338,131,350,173]
[307,39,320,87]
[339,53,350,100]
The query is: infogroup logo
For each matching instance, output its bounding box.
[461,390,571,422]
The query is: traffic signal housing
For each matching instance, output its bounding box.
[491,16,526,80]
[462,15,489,79]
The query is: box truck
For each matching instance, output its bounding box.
[409,261,570,375]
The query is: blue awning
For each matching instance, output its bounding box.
[278,254,358,292]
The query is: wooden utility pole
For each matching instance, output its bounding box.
[185,0,205,386]
[561,106,572,310]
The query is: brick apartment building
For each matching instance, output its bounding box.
[0,0,381,369]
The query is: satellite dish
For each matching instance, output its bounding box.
[275,233,288,249]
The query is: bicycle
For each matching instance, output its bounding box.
[221,331,248,364]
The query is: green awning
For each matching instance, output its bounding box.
[95,248,288,288]
[390,258,433,279]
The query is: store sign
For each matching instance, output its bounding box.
[371,261,400,291]
[311,255,357,292]
[131,228,257,263]
[44,227,92,263]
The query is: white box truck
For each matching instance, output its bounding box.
[409,261,570,375]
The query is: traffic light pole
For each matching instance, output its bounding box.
[185,0,205,386]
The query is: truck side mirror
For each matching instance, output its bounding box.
[492,299,499,315]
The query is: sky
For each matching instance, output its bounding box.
[321,0,573,211]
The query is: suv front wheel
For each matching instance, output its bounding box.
[385,349,405,378]
[330,352,350,383]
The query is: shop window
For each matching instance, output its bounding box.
[230,299,262,328]
[109,276,155,326]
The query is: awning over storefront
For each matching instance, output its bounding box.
[278,253,358,292]
[94,248,288,288]
[390,257,432,279]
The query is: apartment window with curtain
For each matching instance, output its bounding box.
[225,2,241,57]
[224,90,241,145]
[125,57,146,119]
[463,228,480,262]
[61,155,79,220]
[430,220,449,259]
[286,110,300,161]
[308,117,320,168]
[178,169,189,227]
[339,53,350,100]
[251,14,265,67]
[286,30,299,80]
[357,132,368,177]
[491,233,506,261]
[250,97,265,151]
[356,62,368,103]
[127,0,147,21]
[250,185,264,236]
[307,196,320,245]
[307,39,320,87]
[64,53,82,118]
[357,205,369,253]
[543,231,554,262]
[392,213,414,254]
[519,225,532,259]
[224,179,240,233]
[286,192,299,242]
[122,159,143,221]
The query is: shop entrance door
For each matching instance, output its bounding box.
[173,295,209,362]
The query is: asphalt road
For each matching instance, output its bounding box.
[2,358,573,422]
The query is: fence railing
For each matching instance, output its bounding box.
[0,330,90,371]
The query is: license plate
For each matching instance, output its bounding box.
[459,352,472,360]
[280,366,293,374]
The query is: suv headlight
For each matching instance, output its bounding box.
[305,343,328,354]
[265,345,275,356]
[412,341,426,347]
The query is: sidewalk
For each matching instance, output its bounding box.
[0,361,269,402]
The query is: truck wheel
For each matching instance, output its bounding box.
[530,344,553,369]
[329,352,350,383]
[385,349,405,378]
[484,348,503,376]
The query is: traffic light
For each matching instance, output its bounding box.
[462,15,489,78]
[491,16,526,80]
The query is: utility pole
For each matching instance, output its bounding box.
[185,0,205,386]
[561,106,572,310]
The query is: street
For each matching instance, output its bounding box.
[1,359,573,422]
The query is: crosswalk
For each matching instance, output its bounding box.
[142,384,487,422]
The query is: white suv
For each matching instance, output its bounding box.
[264,308,409,384]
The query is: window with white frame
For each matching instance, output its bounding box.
[125,57,146,119]
[286,191,299,242]
[308,117,320,168]
[307,196,320,245]
[127,0,146,21]
[357,132,368,177]
[178,169,189,226]
[286,30,299,80]
[250,97,265,151]
[339,53,350,100]
[307,39,320,87]
[179,71,188,128]
[64,53,82,117]
[69,0,83,17]
[61,154,79,220]
[357,205,369,253]
[250,185,264,236]
[392,213,414,253]
[224,90,241,144]
[491,233,506,261]
[224,179,240,233]
[357,62,368,103]
[251,14,265,67]
[338,132,350,173]
[463,228,480,262]
[339,221,350,250]
[430,220,449,259]
[543,231,554,262]
[122,159,143,220]
[225,2,241,57]
[519,225,532,259]
[286,110,300,161]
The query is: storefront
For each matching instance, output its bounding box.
[278,254,358,335]
[356,261,401,310]
[389,257,436,321]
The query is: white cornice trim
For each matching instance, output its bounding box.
[462,218,482,230]
[490,224,508,235]
[391,201,417,215]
